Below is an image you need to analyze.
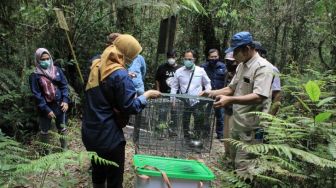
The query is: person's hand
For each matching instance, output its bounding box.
[213,95,232,108]
[128,72,137,78]
[48,111,56,119]
[60,102,69,112]
[199,90,216,98]
[143,90,161,99]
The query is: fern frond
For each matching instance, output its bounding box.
[327,134,336,159]
[34,141,63,150]
[213,166,251,188]
[225,138,336,168]
[87,151,119,167]
[49,131,69,141]
[5,145,29,154]
[0,68,21,94]
[255,174,284,185]
[258,156,308,181]
[262,155,299,172]
[2,154,31,163]
[290,148,336,168]
[68,85,81,105]
[15,150,79,175]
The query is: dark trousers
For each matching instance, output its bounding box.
[39,102,67,133]
[91,142,126,188]
[158,104,178,131]
[182,102,209,139]
[215,108,224,138]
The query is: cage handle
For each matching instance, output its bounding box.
[139,165,173,188]
[198,181,204,188]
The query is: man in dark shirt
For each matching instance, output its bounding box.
[155,50,181,93]
[201,49,227,140]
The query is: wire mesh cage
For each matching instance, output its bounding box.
[132,94,215,158]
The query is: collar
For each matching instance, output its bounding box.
[244,53,260,68]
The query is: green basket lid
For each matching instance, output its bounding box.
[133,154,215,181]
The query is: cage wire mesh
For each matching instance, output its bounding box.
[132,94,215,158]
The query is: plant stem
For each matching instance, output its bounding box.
[40,164,51,188]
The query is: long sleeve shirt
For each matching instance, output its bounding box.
[200,61,227,90]
[82,69,147,151]
[29,67,69,115]
[128,55,146,95]
[170,66,211,106]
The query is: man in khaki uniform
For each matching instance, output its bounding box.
[202,31,274,171]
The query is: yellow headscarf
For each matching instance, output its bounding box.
[85,34,142,91]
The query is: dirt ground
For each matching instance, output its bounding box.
[41,124,226,187]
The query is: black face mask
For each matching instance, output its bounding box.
[208,59,219,66]
[226,60,238,72]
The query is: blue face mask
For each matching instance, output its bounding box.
[184,60,194,70]
[39,60,51,69]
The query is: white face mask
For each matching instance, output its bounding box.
[167,58,176,65]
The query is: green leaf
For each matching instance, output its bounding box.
[305,80,320,102]
[315,112,332,123]
[317,97,335,107]
[328,142,336,159]
[180,0,207,15]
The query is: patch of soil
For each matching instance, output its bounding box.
[29,123,226,187]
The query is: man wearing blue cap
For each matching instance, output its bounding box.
[201,31,274,171]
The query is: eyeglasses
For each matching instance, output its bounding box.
[40,58,50,61]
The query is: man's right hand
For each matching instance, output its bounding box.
[48,111,56,119]
[213,95,232,108]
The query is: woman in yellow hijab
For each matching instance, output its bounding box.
[82,34,160,188]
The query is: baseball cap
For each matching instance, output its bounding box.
[225,31,253,53]
[225,52,235,61]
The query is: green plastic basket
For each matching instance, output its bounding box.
[133,154,215,181]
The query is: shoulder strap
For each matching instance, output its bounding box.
[185,69,195,94]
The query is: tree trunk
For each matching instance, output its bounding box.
[271,24,280,67]
[317,40,331,70]
[189,15,201,55]
[117,6,134,33]
[199,0,220,58]
[331,45,336,68]
[279,22,288,70]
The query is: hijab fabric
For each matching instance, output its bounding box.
[85,34,142,90]
[34,48,56,79]
[34,48,57,102]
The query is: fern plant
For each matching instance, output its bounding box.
[0,128,118,188]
